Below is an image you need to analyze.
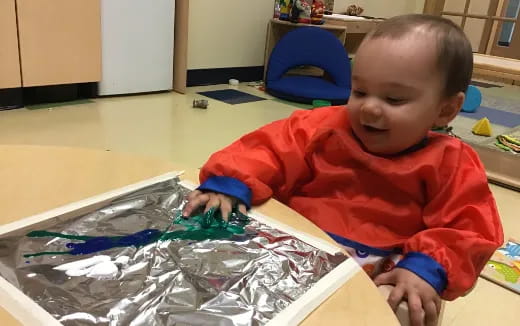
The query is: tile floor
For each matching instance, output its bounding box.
[0,84,519,325]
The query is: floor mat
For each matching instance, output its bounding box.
[459,106,520,128]
[198,89,267,105]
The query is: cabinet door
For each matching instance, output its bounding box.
[0,0,22,89]
[16,0,101,87]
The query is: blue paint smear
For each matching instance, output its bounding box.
[65,229,162,255]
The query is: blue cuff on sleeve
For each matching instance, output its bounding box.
[198,176,252,209]
[396,252,448,294]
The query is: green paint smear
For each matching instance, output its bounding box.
[24,207,250,258]
[24,251,71,258]
[162,208,248,241]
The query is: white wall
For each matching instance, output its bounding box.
[333,0,425,18]
[187,0,274,69]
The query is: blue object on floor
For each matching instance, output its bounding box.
[198,89,267,105]
[459,106,520,128]
[265,27,351,105]
[461,85,482,113]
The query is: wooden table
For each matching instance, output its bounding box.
[0,145,398,325]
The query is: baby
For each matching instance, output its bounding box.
[184,14,504,325]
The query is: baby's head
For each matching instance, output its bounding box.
[348,14,473,155]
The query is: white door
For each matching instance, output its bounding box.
[99,0,175,95]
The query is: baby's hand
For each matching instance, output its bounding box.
[374,268,441,326]
[182,190,247,221]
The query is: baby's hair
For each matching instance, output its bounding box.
[365,14,473,97]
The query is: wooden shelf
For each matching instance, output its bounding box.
[270,18,349,31]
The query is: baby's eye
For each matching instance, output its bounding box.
[352,90,366,97]
[386,97,406,105]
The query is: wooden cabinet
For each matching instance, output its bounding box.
[0,0,22,89]
[16,0,101,87]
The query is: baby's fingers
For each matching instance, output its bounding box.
[408,293,425,326]
[237,203,247,215]
[183,192,209,217]
[204,193,221,214]
[218,194,233,221]
[424,300,438,326]
[387,285,405,312]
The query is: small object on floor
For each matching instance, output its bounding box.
[193,99,209,109]
[247,81,264,87]
[495,134,520,153]
[472,117,492,136]
[229,79,239,86]
[312,99,331,108]
[247,81,266,92]
[461,85,482,113]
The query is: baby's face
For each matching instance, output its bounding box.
[348,33,447,155]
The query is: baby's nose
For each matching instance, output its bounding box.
[360,103,383,124]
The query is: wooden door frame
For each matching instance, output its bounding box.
[424,0,517,53]
[423,0,445,15]
[173,0,188,94]
[490,0,520,59]
[0,0,22,89]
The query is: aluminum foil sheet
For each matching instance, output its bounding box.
[0,178,347,326]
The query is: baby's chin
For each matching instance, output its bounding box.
[360,140,417,156]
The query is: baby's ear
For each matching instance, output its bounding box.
[434,92,465,127]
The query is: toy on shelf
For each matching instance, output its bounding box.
[273,0,281,18]
[311,0,325,25]
[346,4,364,16]
[290,0,312,24]
[472,117,492,137]
[324,0,334,13]
[278,0,293,21]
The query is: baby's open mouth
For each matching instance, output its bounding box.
[363,125,388,133]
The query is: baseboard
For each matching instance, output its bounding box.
[187,66,264,86]
[22,83,98,106]
[0,88,23,111]
[1,83,98,109]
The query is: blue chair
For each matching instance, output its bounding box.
[266,27,351,105]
